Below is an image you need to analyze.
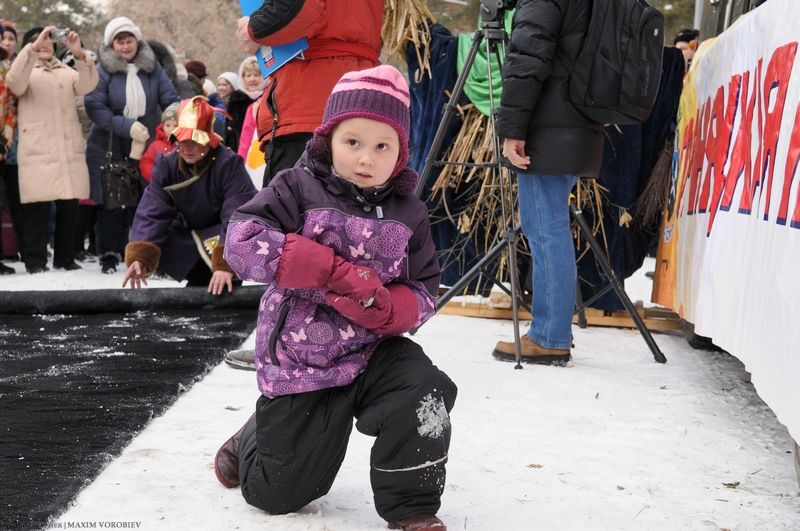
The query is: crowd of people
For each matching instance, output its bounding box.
[0,3,704,530]
[0,16,265,281]
[0,6,455,531]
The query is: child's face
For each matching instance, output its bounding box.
[330,118,400,189]
[162,118,178,138]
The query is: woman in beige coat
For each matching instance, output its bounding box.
[7,26,98,273]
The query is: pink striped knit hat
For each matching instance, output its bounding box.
[312,65,412,182]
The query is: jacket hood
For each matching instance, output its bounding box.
[304,137,419,197]
[147,39,178,85]
[154,122,170,143]
[97,39,156,75]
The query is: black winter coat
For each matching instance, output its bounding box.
[223,90,254,153]
[496,0,604,177]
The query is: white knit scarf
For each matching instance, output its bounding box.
[123,63,146,119]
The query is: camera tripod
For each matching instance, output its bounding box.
[411,16,529,368]
[410,10,667,366]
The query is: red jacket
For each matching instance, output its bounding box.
[139,123,176,181]
[248,0,382,145]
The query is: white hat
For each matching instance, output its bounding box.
[104,16,142,46]
[217,72,241,92]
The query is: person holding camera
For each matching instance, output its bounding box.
[5,26,98,273]
[84,16,179,274]
[493,0,604,364]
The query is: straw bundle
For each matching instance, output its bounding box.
[382,0,435,80]
[632,136,675,229]
[425,107,528,289]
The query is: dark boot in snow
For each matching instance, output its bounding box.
[388,514,447,530]
[55,261,82,271]
[492,334,571,365]
[100,255,118,274]
[214,414,253,488]
[26,264,49,274]
[224,349,256,371]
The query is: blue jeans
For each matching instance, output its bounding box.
[517,173,578,349]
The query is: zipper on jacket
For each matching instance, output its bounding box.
[266,78,280,141]
[261,78,280,159]
[267,297,291,366]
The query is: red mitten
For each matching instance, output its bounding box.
[325,284,419,336]
[325,255,383,303]
[276,233,335,289]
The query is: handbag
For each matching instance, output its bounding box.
[100,128,141,210]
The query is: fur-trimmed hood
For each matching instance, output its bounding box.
[147,39,178,85]
[97,39,156,75]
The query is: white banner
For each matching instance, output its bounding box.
[671,0,800,442]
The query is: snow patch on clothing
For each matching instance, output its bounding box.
[416,392,450,439]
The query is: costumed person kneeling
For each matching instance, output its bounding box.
[122,96,257,294]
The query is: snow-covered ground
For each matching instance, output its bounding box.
[0,258,186,291]
[4,259,799,530]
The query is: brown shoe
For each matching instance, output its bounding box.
[388,514,447,530]
[214,414,253,488]
[492,334,571,365]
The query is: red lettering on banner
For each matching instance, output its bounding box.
[687,100,711,215]
[704,77,739,234]
[784,103,800,226]
[677,115,696,216]
[680,42,800,233]
[720,71,755,214]
[757,42,798,220]
[697,91,719,213]
[738,58,765,214]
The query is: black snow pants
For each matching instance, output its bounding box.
[238,336,457,523]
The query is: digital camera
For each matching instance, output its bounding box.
[51,28,68,42]
[480,0,518,24]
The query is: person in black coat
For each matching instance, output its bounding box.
[213,72,253,153]
[493,0,604,365]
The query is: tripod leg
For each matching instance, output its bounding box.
[414,31,485,198]
[503,227,524,369]
[408,239,507,335]
[569,204,667,363]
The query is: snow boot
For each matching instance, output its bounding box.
[214,414,253,488]
[225,349,256,371]
[54,261,82,271]
[100,254,118,274]
[492,334,570,365]
[388,514,447,530]
[26,264,49,274]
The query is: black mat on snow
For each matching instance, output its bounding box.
[0,309,256,530]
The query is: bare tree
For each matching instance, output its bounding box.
[0,0,105,47]
[104,0,246,78]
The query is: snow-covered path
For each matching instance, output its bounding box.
[3,259,798,530]
[55,318,800,530]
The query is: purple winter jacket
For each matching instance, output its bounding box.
[225,152,440,398]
